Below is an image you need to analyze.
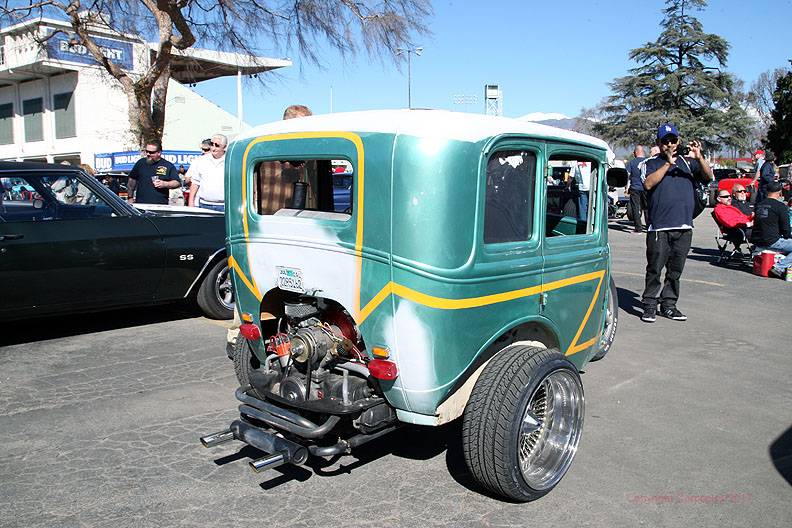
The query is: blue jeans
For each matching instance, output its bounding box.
[770,238,792,272]
[577,191,589,222]
[199,200,225,213]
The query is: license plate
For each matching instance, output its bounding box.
[276,267,305,293]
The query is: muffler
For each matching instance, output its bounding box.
[230,419,309,466]
[199,419,309,473]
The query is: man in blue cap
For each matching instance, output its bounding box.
[639,124,713,323]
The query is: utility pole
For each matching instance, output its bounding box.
[396,47,423,108]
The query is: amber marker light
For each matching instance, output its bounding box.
[239,323,261,341]
[241,312,254,323]
[372,346,390,358]
[368,359,398,380]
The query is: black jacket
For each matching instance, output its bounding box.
[751,197,791,246]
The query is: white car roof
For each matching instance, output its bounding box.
[237,109,610,151]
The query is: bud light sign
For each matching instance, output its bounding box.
[95,150,203,172]
[47,31,134,71]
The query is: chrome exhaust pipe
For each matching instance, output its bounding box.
[249,453,286,473]
[200,429,235,448]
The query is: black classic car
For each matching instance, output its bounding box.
[0,161,233,321]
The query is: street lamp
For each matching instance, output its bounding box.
[396,46,423,109]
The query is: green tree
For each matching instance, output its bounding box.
[1,1,431,145]
[589,0,754,152]
[767,64,792,164]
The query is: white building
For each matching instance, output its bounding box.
[0,18,291,168]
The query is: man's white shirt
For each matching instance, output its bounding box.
[188,154,226,203]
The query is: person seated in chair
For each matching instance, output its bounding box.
[751,181,792,278]
[730,184,752,215]
[713,190,753,241]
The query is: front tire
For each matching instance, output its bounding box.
[197,258,234,319]
[462,346,584,502]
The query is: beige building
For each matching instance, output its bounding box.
[0,18,291,166]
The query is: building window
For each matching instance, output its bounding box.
[23,97,43,142]
[0,103,13,144]
[53,92,76,139]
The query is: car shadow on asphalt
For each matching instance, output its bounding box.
[0,301,204,347]
[770,424,792,487]
[211,420,496,497]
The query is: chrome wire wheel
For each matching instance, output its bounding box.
[214,264,234,310]
[518,369,584,491]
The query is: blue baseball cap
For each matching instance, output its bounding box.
[657,123,679,140]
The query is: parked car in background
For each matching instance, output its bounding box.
[332,171,353,213]
[0,161,234,321]
[97,172,130,200]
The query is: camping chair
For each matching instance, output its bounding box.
[711,210,751,264]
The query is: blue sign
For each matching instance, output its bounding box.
[94,150,204,172]
[47,31,134,71]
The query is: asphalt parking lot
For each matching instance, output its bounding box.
[1,213,790,528]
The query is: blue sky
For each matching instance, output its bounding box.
[194,0,792,126]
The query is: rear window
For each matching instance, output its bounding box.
[253,159,353,219]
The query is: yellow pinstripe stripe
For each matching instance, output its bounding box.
[238,131,365,313]
[359,270,606,356]
[228,255,262,301]
[233,132,604,357]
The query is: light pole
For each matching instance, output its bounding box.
[396,46,423,108]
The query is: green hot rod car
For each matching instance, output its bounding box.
[201,110,626,501]
[0,161,233,321]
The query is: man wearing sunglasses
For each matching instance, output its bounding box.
[639,123,713,323]
[188,134,227,211]
[713,190,753,239]
[730,185,752,216]
[126,140,180,204]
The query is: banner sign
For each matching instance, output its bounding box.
[94,150,203,172]
[47,31,134,71]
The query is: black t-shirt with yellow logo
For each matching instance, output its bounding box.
[128,157,179,204]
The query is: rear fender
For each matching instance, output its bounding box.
[434,320,560,425]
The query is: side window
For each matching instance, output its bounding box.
[484,150,536,244]
[545,154,599,237]
[253,159,352,219]
[0,173,114,223]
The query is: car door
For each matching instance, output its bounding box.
[475,141,545,328]
[540,145,609,361]
[0,170,164,318]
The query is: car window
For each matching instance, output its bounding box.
[483,150,536,244]
[545,155,599,237]
[0,173,115,223]
[253,159,352,218]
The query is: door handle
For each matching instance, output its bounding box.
[0,234,24,241]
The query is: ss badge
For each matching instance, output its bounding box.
[179,254,194,261]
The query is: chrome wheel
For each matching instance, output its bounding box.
[214,264,234,310]
[518,369,584,491]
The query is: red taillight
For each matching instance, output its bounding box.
[368,359,398,380]
[239,323,261,341]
